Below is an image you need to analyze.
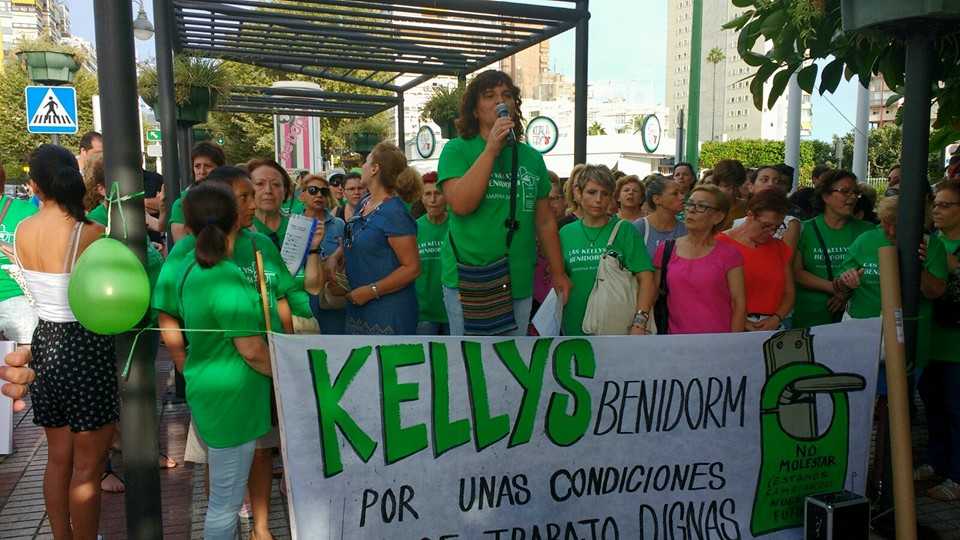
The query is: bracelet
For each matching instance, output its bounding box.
[772,313,783,323]
[309,248,322,255]
[633,310,649,325]
[370,283,380,299]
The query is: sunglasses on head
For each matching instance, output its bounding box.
[306,186,330,196]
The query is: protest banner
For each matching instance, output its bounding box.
[270,319,881,540]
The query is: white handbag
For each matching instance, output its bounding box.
[582,219,639,335]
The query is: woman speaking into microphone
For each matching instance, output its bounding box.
[436,70,571,336]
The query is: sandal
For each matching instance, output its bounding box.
[927,479,960,501]
[159,453,178,469]
[100,470,126,494]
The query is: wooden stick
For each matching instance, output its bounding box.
[254,250,272,333]
[878,246,917,540]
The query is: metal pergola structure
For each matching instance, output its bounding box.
[90,1,590,537]
[168,0,590,156]
[216,85,399,118]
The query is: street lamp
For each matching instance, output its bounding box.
[133,0,154,41]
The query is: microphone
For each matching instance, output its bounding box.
[495,102,516,145]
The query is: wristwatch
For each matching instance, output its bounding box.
[633,310,650,325]
[370,283,380,299]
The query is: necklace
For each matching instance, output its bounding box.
[580,217,610,246]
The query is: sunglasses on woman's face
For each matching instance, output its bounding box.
[306,186,330,197]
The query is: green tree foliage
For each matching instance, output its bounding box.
[699,138,833,182]
[192,62,395,164]
[723,0,960,151]
[588,121,606,136]
[0,61,98,184]
[835,124,944,180]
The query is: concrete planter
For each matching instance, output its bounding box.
[17,51,79,85]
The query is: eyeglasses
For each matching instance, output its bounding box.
[830,188,860,198]
[932,201,960,210]
[683,200,718,214]
[306,186,330,196]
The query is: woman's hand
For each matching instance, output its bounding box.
[1,347,34,413]
[827,293,848,314]
[629,322,649,336]
[839,268,863,290]
[310,219,326,251]
[347,285,377,306]
[484,116,515,156]
[747,316,781,332]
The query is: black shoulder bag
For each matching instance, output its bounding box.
[811,220,844,323]
[449,143,520,336]
[653,239,675,334]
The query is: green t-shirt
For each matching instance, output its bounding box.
[169,196,185,225]
[560,217,653,336]
[0,196,38,301]
[437,137,551,299]
[152,229,306,330]
[416,214,449,324]
[841,227,947,369]
[252,215,289,250]
[282,198,305,216]
[931,233,960,364]
[794,214,873,328]
[178,260,270,448]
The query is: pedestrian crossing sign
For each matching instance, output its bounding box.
[24,86,78,134]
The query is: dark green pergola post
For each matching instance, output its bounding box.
[684,0,703,168]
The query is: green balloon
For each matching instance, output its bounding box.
[68,237,150,335]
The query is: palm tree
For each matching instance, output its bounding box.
[706,46,726,141]
[588,121,607,136]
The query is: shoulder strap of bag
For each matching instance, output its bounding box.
[0,197,13,224]
[504,142,520,251]
[659,239,675,295]
[605,218,625,248]
[642,217,651,245]
[810,219,835,281]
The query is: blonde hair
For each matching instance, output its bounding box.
[614,174,643,205]
[302,173,337,209]
[370,142,423,203]
[82,154,105,212]
[877,195,898,224]
[564,163,587,213]
[690,184,732,233]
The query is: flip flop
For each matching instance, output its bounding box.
[159,453,178,469]
[100,471,125,494]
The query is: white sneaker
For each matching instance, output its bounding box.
[927,478,960,501]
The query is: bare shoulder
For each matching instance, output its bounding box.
[78,222,106,250]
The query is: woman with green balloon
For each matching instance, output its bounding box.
[12,144,137,539]
[174,182,273,540]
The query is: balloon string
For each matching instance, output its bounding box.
[121,326,279,380]
[104,183,145,240]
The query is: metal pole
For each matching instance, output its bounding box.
[684,0,703,167]
[93,1,163,538]
[154,0,180,218]
[397,91,405,152]
[51,134,61,146]
[176,123,193,190]
[853,81,870,182]
[897,32,933,372]
[573,0,589,165]
[675,108,685,165]
[785,73,802,190]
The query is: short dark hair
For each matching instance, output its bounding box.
[674,162,696,176]
[345,170,361,181]
[191,141,226,167]
[812,164,831,180]
[455,70,524,141]
[747,189,791,216]
[712,159,747,188]
[814,169,858,212]
[205,166,251,187]
[79,131,102,152]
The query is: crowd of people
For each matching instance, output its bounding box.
[0,69,959,538]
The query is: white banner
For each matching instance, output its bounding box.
[270,320,881,540]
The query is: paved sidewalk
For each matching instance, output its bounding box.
[0,347,957,539]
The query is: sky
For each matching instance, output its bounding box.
[65,0,860,142]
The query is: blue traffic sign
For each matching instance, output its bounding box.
[25,86,78,134]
